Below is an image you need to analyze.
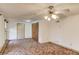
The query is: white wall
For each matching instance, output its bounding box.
[7,19,32,40]
[49,14,79,51]
[25,23,32,38]
[38,20,50,43]
[7,19,17,40]
[0,15,6,51]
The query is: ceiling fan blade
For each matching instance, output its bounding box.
[54,9,70,15]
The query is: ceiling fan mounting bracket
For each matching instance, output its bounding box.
[48,6,54,9]
[48,6,54,14]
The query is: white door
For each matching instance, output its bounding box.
[17,23,25,39]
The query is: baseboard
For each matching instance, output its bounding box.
[0,40,9,55]
[50,42,79,54]
[24,38,32,39]
[38,40,50,43]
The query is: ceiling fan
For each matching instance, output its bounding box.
[43,5,70,22]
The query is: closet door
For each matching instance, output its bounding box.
[32,23,39,41]
[17,23,25,39]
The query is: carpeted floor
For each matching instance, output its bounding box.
[3,39,79,55]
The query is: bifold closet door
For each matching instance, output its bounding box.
[17,23,25,39]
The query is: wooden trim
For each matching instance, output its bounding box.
[0,40,9,55]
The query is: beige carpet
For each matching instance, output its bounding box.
[4,39,79,55]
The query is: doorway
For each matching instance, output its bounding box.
[32,23,39,41]
[17,23,25,39]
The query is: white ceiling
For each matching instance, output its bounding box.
[0,3,79,21]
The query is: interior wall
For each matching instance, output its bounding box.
[7,19,17,40]
[7,19,32,40]
[0,15,6,51]
[38,20,50,43]
[49,14,79,51]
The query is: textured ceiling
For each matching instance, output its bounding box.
[0,3,79,21]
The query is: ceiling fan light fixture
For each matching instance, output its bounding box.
[52,14,59,19]
[44,16,48,20]
[47,18,51,21]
